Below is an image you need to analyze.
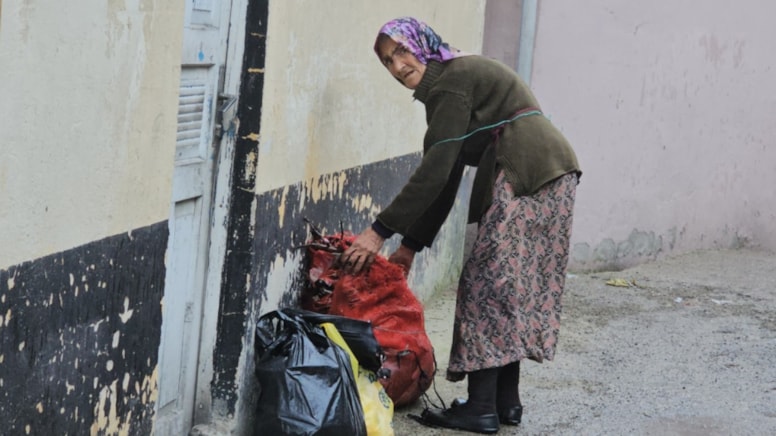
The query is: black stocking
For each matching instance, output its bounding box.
[497,361,521,411]
[458,367,499,415]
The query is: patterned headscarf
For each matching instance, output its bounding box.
[374,17,467,64]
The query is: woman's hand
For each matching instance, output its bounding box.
[340,227,385,274]
[388,244,416,277]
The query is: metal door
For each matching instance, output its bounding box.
[155,1,233,434]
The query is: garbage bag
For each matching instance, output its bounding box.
[254,309,367,436]
[291,308,385,373]
[321,323,394,436]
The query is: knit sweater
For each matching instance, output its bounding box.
[375,55,580,249]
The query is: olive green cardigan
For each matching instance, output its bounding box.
[375,55,580,249]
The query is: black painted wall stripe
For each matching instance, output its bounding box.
[252,154,424,310]
[0,221,168,436]
[210,0,268,413]
[219,153,423,427]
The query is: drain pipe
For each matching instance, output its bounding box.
[516,0,539,84]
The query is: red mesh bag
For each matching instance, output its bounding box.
[301,229,436,407]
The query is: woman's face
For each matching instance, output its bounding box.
[376,36,426,90]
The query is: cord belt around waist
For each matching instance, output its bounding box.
[428,106,543,148]
[491,106,543,143]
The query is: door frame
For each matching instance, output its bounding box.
[191,0,249,428]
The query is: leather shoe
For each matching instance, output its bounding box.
[452,397,523,425]
[418,407,499,434]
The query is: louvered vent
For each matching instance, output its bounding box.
[176,81,207,160]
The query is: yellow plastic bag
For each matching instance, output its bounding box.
[322,323,395,436]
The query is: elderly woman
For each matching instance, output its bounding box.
[340,17,581,434]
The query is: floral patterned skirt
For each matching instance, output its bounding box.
[447,171,578,381]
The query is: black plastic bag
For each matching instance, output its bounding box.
[254,309,367,436]
[287,308,385,374]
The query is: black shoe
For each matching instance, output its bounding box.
[417,407,500,434]
[452,397,523,425]
[498,405,523,425]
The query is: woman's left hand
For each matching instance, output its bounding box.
[388,244,415,277]
[340,227,385,274]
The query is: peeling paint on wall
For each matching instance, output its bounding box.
[570,224,759,272]
[257,152,425,298]
[210,150,423,418]
[210,0,267,419]
[217,152,474,436]
[0,222,167,435]
[572,228,666,271]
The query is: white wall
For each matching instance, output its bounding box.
[531,1,776,270]
[258,0,486,194]
[0,0,184,268]
[253,0,487,304]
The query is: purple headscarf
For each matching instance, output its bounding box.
[374,17,467,64]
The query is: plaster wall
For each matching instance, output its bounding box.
[257,0,486,193]
[205,2,487,433]
[0,1,185,434]
[252,1,487,302]
[0,0,184,269]
[530,1,776,270]
[482,0,523,71]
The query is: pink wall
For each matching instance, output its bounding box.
[530,1,776,270]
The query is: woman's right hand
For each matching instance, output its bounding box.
[340,227,385,274]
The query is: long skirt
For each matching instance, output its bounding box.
[447,171,578,381]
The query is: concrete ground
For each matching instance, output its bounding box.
[391,248,776,436]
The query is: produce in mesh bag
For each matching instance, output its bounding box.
[301,223,436,407]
